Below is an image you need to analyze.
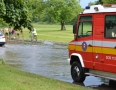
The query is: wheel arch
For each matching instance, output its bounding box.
[70,53,84,67]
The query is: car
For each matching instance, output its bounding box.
[0,30,6,46]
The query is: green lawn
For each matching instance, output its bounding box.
[0,65,93,90]
[21,23,74,43]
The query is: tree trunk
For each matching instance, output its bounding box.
[61,21,66,30]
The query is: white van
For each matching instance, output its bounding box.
[0,31,6,46]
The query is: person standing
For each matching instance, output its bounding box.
[8,27,12,39]
[5,27,9,39]
[14,30,17,39]
[20,27,24,40]
[32,28,37,37]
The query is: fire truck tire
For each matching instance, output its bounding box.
[71,62,86,82]
[109,80,116,87]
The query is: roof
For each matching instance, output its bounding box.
[82,4,116,14]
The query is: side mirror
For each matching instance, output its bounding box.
[73,24,77,39]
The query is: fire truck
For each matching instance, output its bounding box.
[68,4,116,85]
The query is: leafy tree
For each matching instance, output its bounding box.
[0,0,33,30]
[88,1,100,6]
[102,0,116,4]
[0,18,8,28]
[89,0,116,5]
[27,0,46,22]
[45,0,82,30]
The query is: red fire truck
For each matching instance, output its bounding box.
[68,4,116,85]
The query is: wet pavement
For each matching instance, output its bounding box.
[0,40,116,90]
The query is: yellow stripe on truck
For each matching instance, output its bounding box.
[68,44,75,50]
[69,44,116,55]
[69,45,92,52]
[93,47,102,53]
[102,48,116,55]
[75,45,83,51]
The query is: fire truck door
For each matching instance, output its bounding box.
[102,15,116,73]
[93,40,103,70]
[76,20,93,69]
[93,14,104,71]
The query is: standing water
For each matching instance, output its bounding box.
[0,41,116,90]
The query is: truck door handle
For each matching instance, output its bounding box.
[88,44,92,47]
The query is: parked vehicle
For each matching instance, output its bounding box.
[68,4,116,86]
[0,30,6,46]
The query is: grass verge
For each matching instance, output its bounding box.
[11,24,74,43]
[0,65,93,90]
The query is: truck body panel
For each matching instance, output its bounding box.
[68,4,116,82]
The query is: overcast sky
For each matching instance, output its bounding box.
[80,0,97,8]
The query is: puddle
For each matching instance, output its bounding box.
[0,41,115,90]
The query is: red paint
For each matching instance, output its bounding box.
[68,11,116,75]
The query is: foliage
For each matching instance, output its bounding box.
[0,0,83,30]
[89,0,116,5]
[102,0,116,4]
[0,58,6,65]
[0,18,8,28]
[45,0,82,23]
[0,0,33,30]
[44,0,82,30]
[88,1,100,6]
[27,0,45,22]
[0,0,6,16]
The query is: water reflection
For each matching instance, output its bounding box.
[0,41,116,90]
[73,82,116,90]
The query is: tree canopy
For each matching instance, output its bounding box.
[102,0,116,4]
[4,0,116,30]
[2,0,116,31]
[89,0,116,5]
[0,0,83,30]
[27,0,46,22]
[0,0,33,30]
[44,0,82,30]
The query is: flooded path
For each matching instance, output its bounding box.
[0,41,116,90]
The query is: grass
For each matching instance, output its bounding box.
[13,23,92,43]
[3,23,92,43]
[0,65,93,90]
[17,23,74,43]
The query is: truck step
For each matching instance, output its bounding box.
[85,70,116,81]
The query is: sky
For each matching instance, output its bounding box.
[80,0,97,8]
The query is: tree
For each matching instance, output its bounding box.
[89,0,116,5]
[102,0,116,4]
[27,0,46,22]
[45,0,82,30]
[88,1,100,6]
[0,0,33,30]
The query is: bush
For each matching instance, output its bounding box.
[0,58,6,65]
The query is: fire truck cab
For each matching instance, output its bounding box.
[68,4,116,84]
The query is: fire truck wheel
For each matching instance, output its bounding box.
[109,80,116,87]
[71,62,85,83]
